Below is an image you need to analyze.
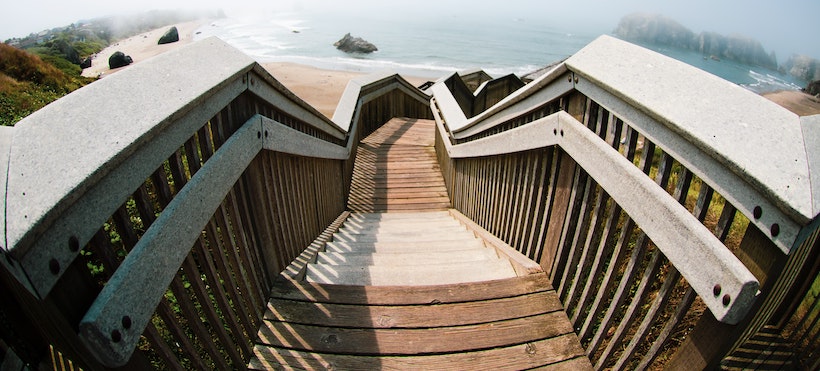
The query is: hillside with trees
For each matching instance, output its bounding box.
[1,9,222,126]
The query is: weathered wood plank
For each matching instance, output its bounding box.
[264,291,561,328]
[269,274,552,305]
[348,118,450,212]
[250,334,589,370]
[257,312,574,355]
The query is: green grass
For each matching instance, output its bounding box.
[0,41,95,126]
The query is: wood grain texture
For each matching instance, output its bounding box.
[250,334,588,370]
[347,118,451,212]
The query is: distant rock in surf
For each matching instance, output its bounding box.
[334,33,377,54]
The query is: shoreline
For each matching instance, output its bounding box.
[79,21,819,119]
[82,22,432,118]
[761,90,820,117]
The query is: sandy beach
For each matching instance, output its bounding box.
[84,23,432,118]
[81,20,209,79]
[81,22,819,120]
[762,90,820,116]
[262,62,430,117]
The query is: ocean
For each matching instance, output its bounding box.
[193,11,804,94]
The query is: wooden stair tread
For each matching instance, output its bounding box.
[268,274,553,305]
[264,291,562,328]
[256,311,573,355]
[324,240,486,253]
[250,335,589,370]
[304,259,516,286]
[315,249,499,265]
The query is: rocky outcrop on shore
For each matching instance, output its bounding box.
[158,26,179,44]
[806,80,820,96]
[334,33,378,54]
[783,55,820,82]
[108,51,133,69]
[614,13,778,70]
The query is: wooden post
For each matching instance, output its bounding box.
[540,149,576,277]
[665,223,786,369]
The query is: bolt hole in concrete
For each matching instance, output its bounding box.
[713,284,721,297]
[122,316,132,329]
[68,236,80,252]
[771,223,780,237]
[49,258,60,274]
[111,329,122,343]
[753,205,762,219]
[723,294,731,306]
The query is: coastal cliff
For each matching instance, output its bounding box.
[782,54,820,82]
[614,13,778,70]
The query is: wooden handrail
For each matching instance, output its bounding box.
[444,36,813,254]
[434,107,758,324]
[431,35,820,369]
[0,37,433,368]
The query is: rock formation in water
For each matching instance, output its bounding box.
[158,26,179,45]
[614,13,778,70]
[334,33,378,54]
[613,13,694,50]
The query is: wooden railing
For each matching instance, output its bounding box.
[432,35,820,369]
[1,34,817,370]
[0,37,430,369]
[440,71,524,119]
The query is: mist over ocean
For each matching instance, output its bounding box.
[193,11,804,94]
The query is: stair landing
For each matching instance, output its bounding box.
[347,117,450,212]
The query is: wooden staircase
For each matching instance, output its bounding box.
[305,211,518,286]
[249,118,591,370]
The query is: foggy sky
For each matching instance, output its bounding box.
[2,0,819,61]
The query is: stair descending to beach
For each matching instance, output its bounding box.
[249,118,591,370]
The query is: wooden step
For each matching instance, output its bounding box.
[251,336,590,370]
[263,290,561,328]
[333,226,467,238]
[332,230,476,243]
[269,273,553,305]
[315,249,500,266]
[257,311,571,355]
[324,239,486,253]
[304,259,516,285]
[340,219,463,231]
[346,211,453,220]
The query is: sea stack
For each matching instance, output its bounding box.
[334,33,378,54]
